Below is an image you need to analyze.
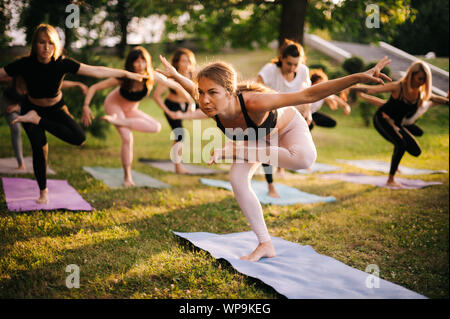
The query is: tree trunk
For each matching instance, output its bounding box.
[278,0,308,46]
[117,0,129,58]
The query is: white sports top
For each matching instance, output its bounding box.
[258,62,311,93]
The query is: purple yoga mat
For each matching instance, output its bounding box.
[318,173,442,189]
[2,177,93,212]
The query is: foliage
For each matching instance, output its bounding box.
[392,0,449,56]
[342,56,365,74]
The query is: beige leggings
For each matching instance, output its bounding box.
[229,108,317,243]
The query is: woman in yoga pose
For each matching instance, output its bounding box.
[0,24,148,203]
[152,48,204,174]
[307,68,351,131]
[82,46,194,186]
[256,39,312,197]
[157,54,392,261]
[350,61,448,187]
[1,76,88,171]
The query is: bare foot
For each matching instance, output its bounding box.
[267,183,280,198]
[386,179,403,188]
[175,163,189,174]
[16,163,26,171]
[37,188,49,204]
[11,110,41,125]
[124,179,135,187]
[100,114,118,125]
[240,241,276,262]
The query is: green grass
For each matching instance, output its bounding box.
[0,48,448,299]
[416,56,449,72]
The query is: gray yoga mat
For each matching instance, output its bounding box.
[318,173,442,189]
[337,159,447,175]
[83,166,170,189]
[296,162,340,174]
[139,158,222,175]
[0,156,56,175]
[173,231,427,299]
[200,178,336,205]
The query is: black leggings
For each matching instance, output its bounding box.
[21,99,86,190]
[373,111,421,176]
[309,112,337,131]
[164,99,200,142]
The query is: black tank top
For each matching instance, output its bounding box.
[378,85,419,125]
[215,93,278,141]
[119,85,148,102]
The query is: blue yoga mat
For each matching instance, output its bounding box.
[173,231,427,299]
[200,178,336,205]
[296,162,340,174]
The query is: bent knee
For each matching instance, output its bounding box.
[288,145,317,170]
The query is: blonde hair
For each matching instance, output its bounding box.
[401,61,432,104]
[196,62,274,99]
[30,24,62,60]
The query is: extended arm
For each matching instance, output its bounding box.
[77,64,148,82]
[0,67,8,79]
[246,56,392,113]
[62,80,89,95]
[81,77,120,126]
[156,55,197,98]
[429,93,449,106]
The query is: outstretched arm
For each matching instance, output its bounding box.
[154,71,195,105]
[156,55,197,98]
[62,80,89,95]
[81,77,120,127]
[357,91,387,107]
[77,64,148,82]
[246,57,392,113]
[429,93,449,106]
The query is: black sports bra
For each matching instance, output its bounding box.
[119,84,148,102]
[215,93,278,141]
[378,84,419,124]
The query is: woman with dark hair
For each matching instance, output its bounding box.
[307,68,351,131]
[82,46,193,186]
[152,48,204,174]
[157,54,391,261]
[0,24,146,203]
[256,39,312,197]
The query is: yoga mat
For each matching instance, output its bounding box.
[296,162,340,174]
[200,178,336,205]
[0,157,56,175]
[337,159,447,175]
[139,158,222,175]
[318,173,442,189]
[83,166,170,189]
[173,231,427,299]
[2,177,93,212]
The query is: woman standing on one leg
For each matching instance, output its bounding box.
[307,69,351,131]
[82,46,194,186]
[0,24,148,203]
[256,39,312,197]
[152,48,205,174]
[350,61,448,187]
[1,76,88,171]
[158,54,391,261]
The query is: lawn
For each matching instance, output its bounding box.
[0,48,448,299]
